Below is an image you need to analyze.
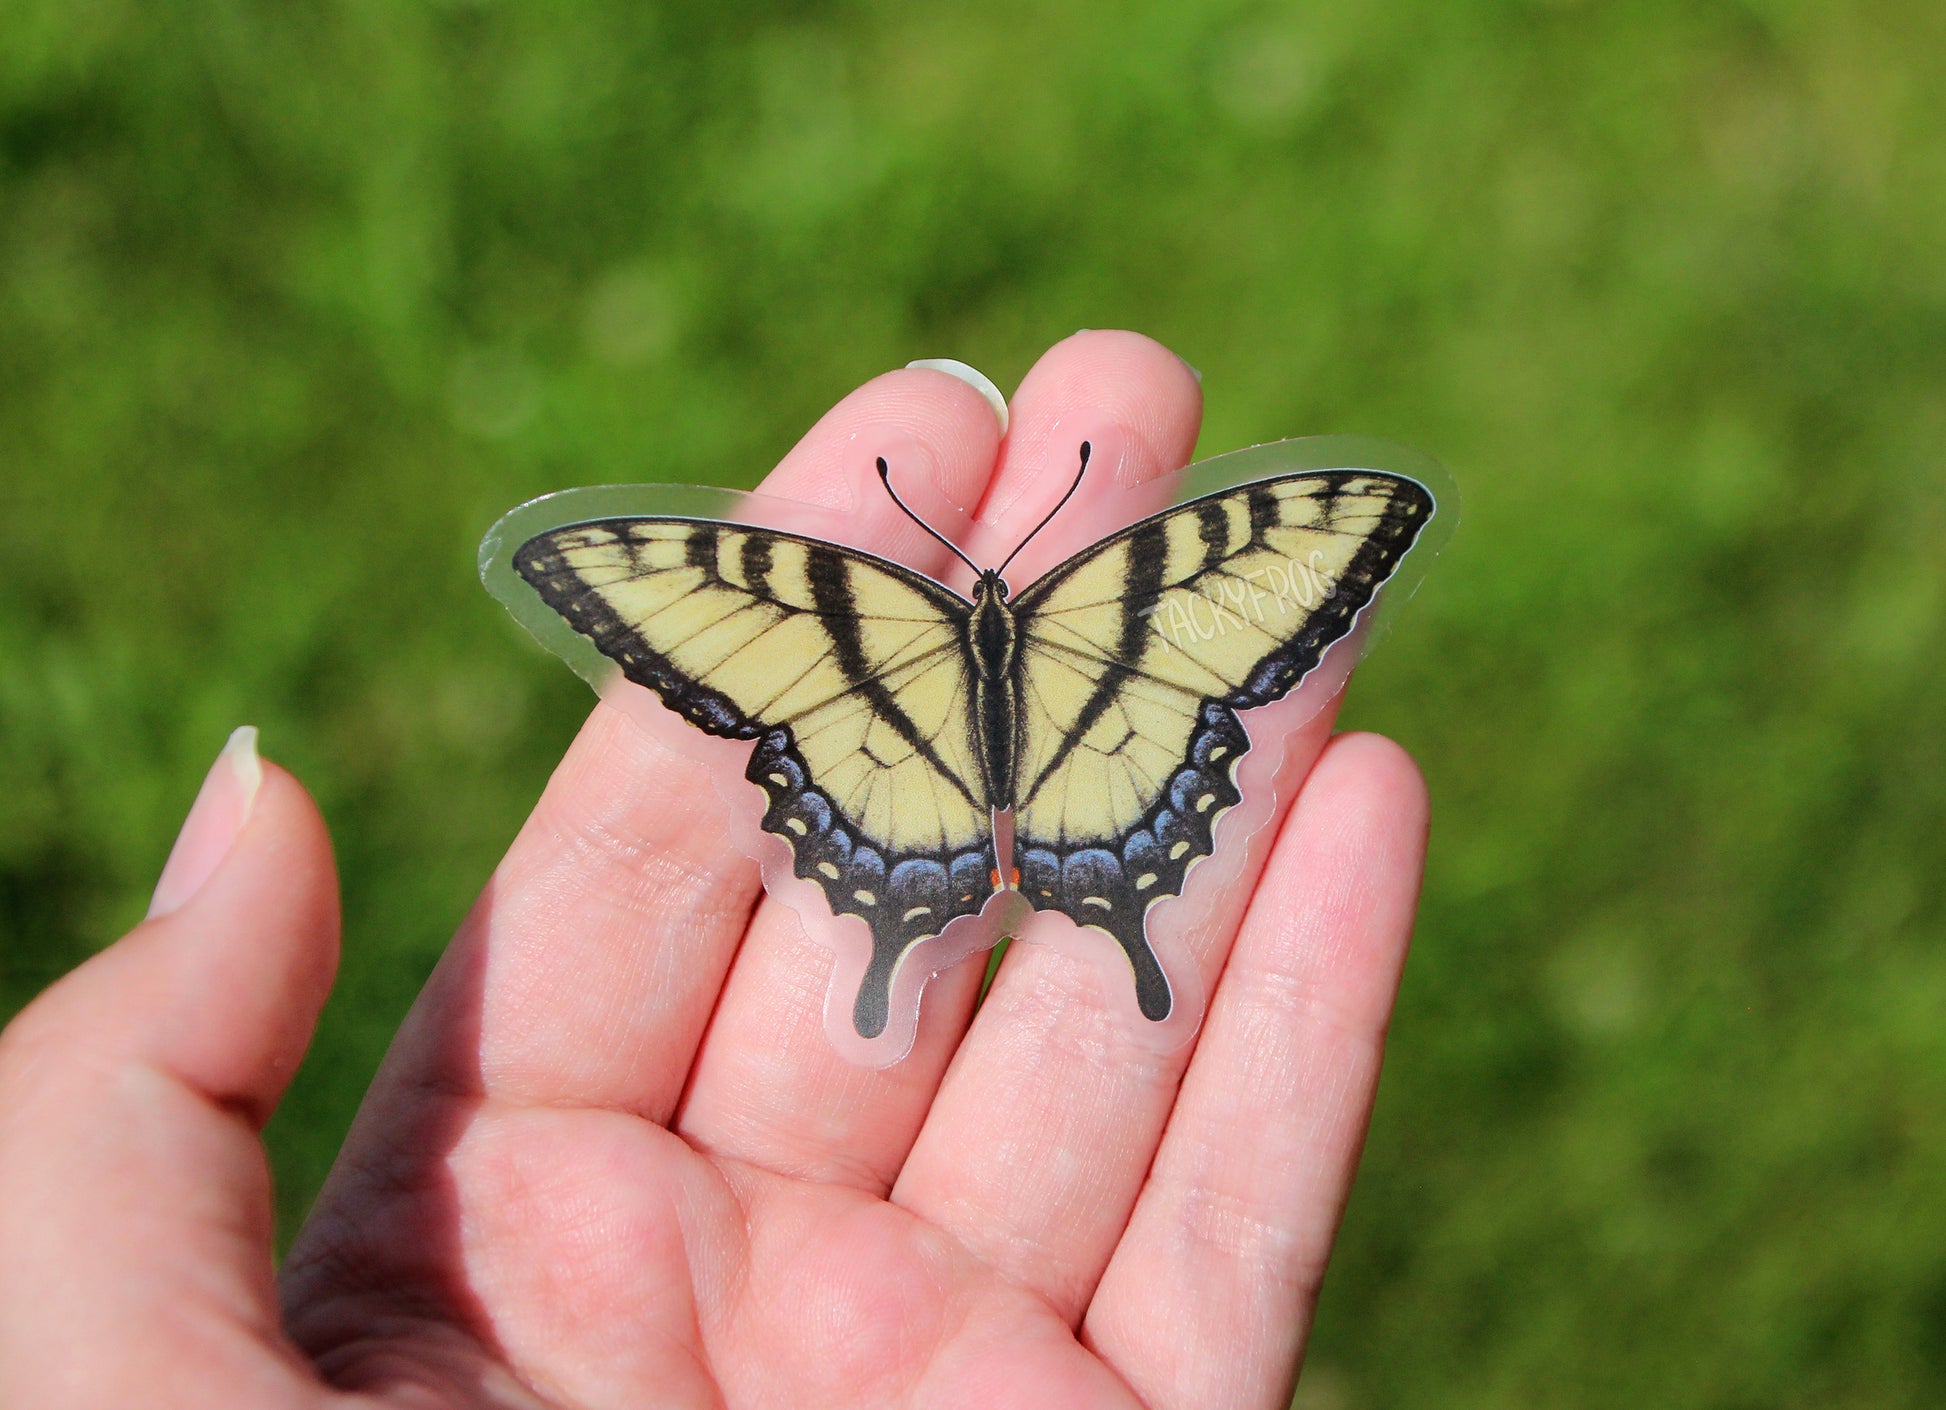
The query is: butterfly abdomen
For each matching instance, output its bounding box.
[967,572,1019,810]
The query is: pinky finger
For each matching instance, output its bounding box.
[1080,733,1429,1410]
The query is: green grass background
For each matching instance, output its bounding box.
[4,1,1944,1404]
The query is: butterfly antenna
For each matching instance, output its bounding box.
[997,441,1091,577]
[877,457,982,577]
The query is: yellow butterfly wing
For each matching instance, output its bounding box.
[514,520,994,1037]
[1006,471,1434,1019]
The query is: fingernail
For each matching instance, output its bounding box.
[1177,354,1203,384]
[148,727,263,919]
[907,358,1009,435]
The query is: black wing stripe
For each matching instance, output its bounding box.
[740,534,776,598]
[1196,500,1231,570]
[684,524,718,571]
[1245,485,1279,542]
[804,547,981,810]
[1020,520,1170,804]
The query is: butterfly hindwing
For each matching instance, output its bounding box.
[513,519,996,1036]
[1006,471,1434,1017]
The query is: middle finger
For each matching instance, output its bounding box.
[893,368,1357,1319]
[674,331,1205,1193]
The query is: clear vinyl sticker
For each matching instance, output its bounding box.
[480,424,1453,1067]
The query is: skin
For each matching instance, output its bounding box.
[0,332,1429,1410]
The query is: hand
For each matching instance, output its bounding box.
[0,333,1428,1409]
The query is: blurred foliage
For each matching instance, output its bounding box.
[3,0,1944,1405]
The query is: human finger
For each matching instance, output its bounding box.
[897,334,1382,1317]
[674,331,1203,1192]
[0,731,340,1408]
[1082,733,1427,1408]
[891,704,1340,1321]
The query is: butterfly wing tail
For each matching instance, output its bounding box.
[1010,701,1251,1022]
[750,729,996,1037]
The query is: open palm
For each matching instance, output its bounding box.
[0,334,1428,1409]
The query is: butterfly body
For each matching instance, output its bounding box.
[966,569,1021,811]
[512,463,1432,1038]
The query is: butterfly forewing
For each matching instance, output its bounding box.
[514,520,996,1036]
[1005,471,1433,1018]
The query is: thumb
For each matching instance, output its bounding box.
[0,727,340,1407]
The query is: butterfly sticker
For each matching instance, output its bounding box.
[484,434,1443,1061]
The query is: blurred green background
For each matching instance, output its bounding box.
[4,0,1944,1404]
